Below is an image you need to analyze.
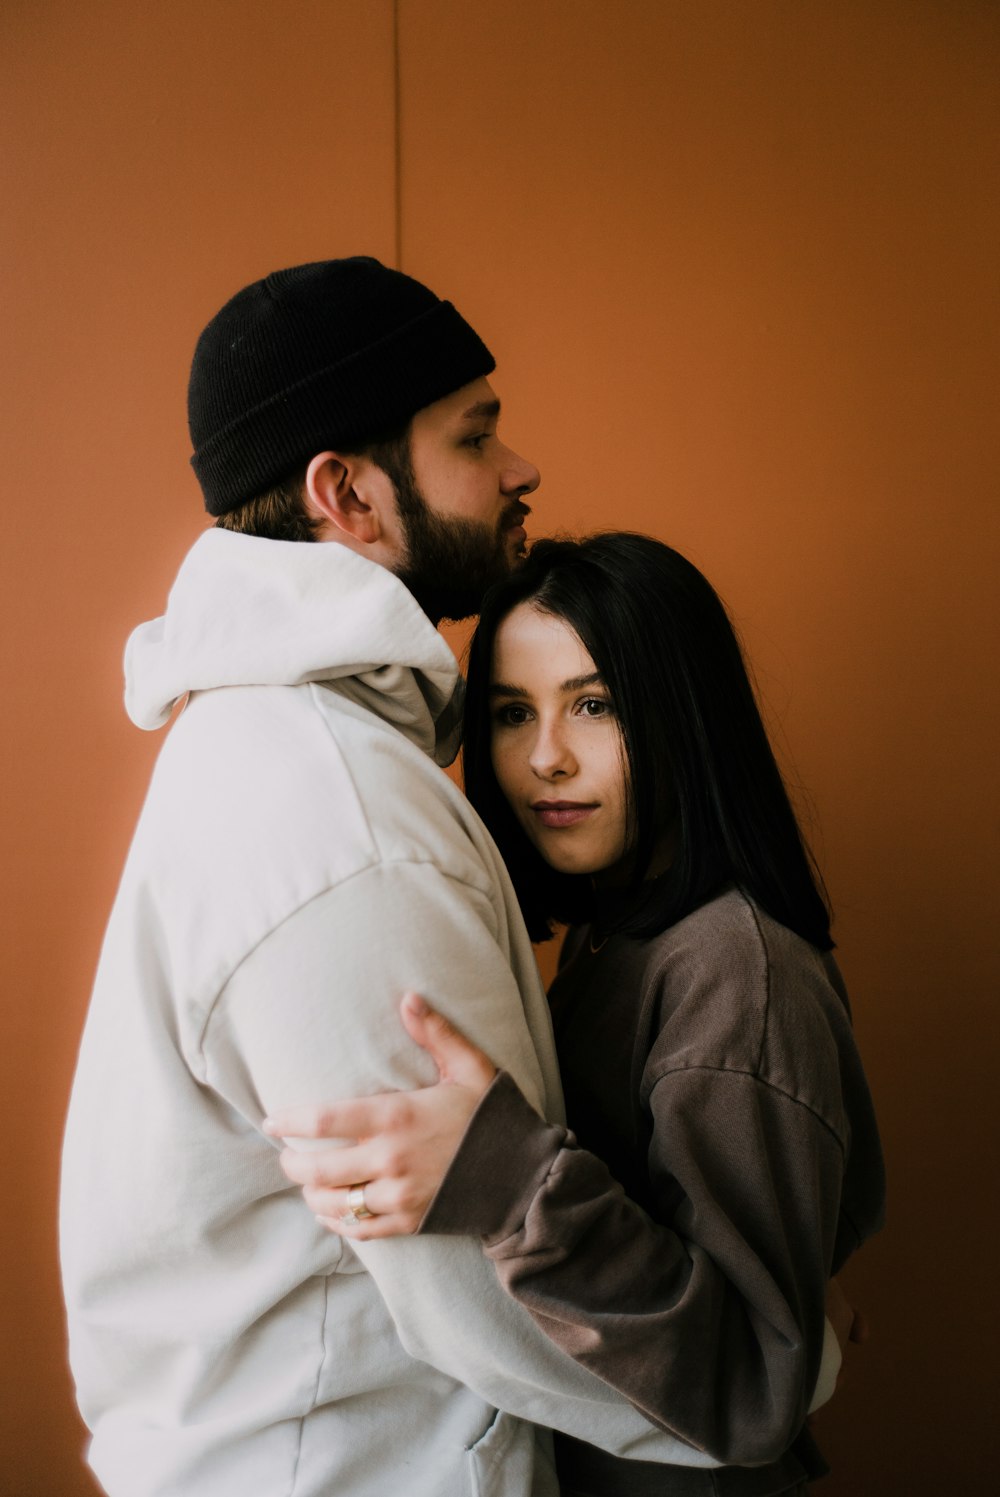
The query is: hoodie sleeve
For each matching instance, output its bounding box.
[206,858,717,1468]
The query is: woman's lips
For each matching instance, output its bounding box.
[531,801,597,828]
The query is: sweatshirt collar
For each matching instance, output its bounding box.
[124,529,463,763]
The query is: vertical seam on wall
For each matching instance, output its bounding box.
[392,0,403,269]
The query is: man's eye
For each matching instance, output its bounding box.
[465,432,489,450]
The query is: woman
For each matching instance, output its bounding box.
[267,533,885,1495]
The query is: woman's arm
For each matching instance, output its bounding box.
[429,1062,842,1464]
[268,993,496,1235]
[269,995,853,1465]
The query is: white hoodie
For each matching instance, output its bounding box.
[60,531,713,1497]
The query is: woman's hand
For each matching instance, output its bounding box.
[263,992,497,1239]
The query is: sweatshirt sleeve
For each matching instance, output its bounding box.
[420,1063,846,1466]
[205,859,717,1468]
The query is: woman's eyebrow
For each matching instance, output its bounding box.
[561,671,604,691]
[489,671,604,699]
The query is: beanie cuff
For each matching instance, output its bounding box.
[193,300,494,517]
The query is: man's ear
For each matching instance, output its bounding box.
[303,451,384,545]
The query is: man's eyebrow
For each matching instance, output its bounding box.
[489,671,604,699]
[461,398,501,421]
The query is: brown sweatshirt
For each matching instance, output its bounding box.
[421,889,886,1496]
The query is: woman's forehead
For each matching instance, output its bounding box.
[490,604,596,690]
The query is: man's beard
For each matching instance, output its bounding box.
[390,461,528,624]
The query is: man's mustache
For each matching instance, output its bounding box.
[504,501,532,527]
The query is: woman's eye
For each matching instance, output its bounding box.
[494,704,530,727]
[578,697,612,718]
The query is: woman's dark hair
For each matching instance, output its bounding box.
[463,532,833,950]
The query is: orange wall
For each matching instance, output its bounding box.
[3,2,998,1490]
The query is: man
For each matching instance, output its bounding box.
[60,258,726,1496]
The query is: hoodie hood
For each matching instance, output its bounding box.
[124,529,464,764]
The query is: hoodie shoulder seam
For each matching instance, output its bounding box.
[196,858,493,1066]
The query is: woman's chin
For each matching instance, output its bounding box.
[535,845,624,880]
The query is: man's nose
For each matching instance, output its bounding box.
[502,445,541,497]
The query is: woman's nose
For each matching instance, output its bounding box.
[528,723,576,780]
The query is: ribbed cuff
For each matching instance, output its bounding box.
[194,300,494,515]
[418,1071,567,1242]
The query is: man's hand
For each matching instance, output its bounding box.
[264,993,497,1238]
[808,1276,870,1425]
[825,1275,870,1361]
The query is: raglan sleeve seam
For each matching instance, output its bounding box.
[196,856,498,1071]
[645,1062,849,1158]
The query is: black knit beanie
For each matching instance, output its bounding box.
[188,256,496,516]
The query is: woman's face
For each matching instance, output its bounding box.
[489,603,631,878]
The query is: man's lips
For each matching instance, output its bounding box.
[531,800,598,828]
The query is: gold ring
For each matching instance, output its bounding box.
[342,1183,374,1225]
